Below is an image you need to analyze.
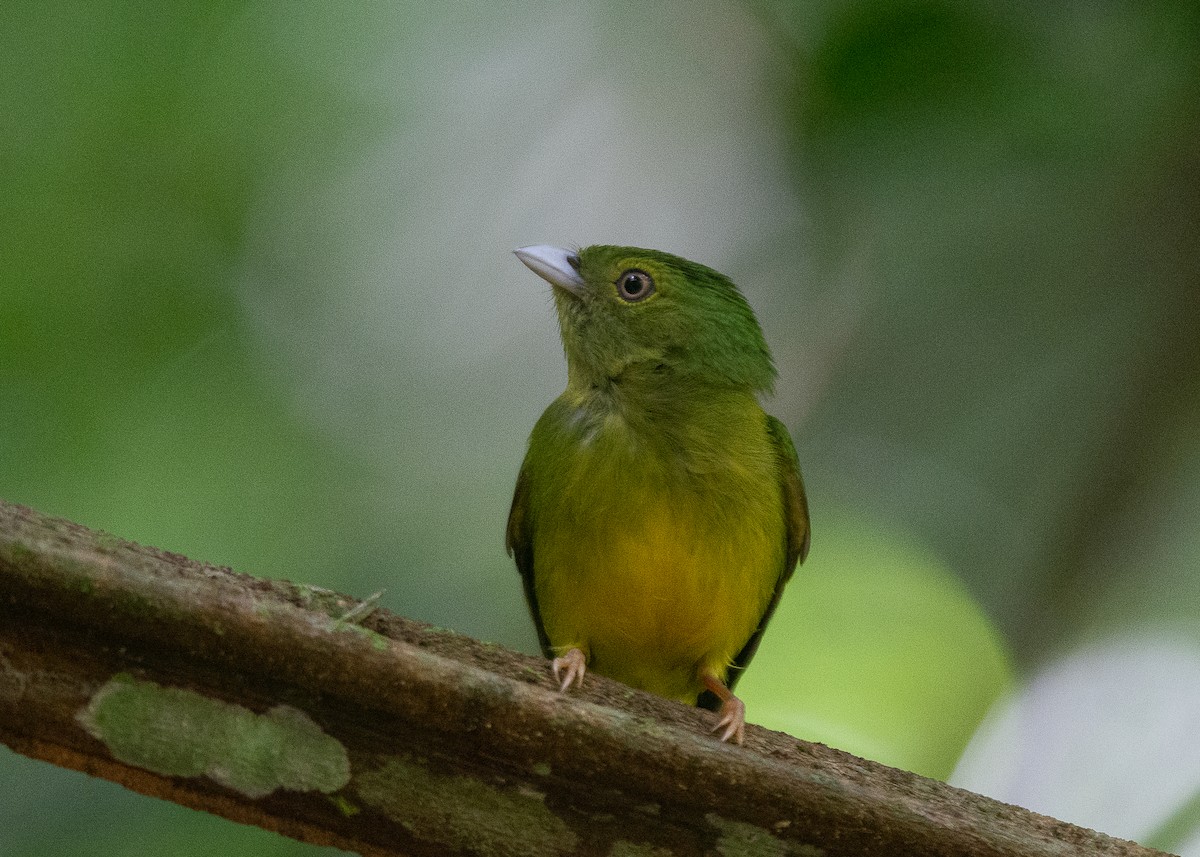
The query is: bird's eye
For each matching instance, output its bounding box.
[616,270,655,303]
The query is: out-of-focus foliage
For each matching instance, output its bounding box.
[740,509,1012,780]
[1,1,1197,854]
[952,634,1200,854]
[785,0,1200,651]
[1,3,370,588]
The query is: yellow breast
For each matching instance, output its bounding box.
[530,407,786,703]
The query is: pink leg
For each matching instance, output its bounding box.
[702,672,746,745]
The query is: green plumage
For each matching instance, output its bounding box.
[507,244,809,741]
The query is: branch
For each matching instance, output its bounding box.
[0,500,1164,856]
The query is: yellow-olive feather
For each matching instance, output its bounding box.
[507,244,809,713]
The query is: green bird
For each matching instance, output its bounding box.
[507,244,810,744]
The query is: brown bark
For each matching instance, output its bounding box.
[0,499,1166,856]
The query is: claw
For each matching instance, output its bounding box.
[702,672,746,745]
[711,697,746,745]
[551,647,587,692]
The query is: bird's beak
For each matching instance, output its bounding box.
[514,245,587,297]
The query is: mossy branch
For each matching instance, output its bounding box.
[0,500,1164,857]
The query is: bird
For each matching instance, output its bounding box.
[507,244,809,744]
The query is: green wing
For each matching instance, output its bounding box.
[506,465,554,658]
[767,414,811,570]
[717,415,810,696]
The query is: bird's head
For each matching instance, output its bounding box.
[514,244,776,394]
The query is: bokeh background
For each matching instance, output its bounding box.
[2,1,1198,854]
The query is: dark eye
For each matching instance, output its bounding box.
[616,269,655,302]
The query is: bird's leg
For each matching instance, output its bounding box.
[551,647,587,692]
[702,672,746,745]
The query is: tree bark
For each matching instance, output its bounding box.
[0,500,1167,856]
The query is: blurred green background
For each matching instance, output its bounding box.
[2,1,1198,854]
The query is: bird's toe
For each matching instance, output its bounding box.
[551,648,587,692]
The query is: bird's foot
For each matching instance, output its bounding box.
[712,697,746,745]
[551,647,587,692]
[702,672,746,745]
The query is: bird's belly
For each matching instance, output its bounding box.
[535,506,782,702]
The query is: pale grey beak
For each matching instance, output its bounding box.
[514,245,587,296]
